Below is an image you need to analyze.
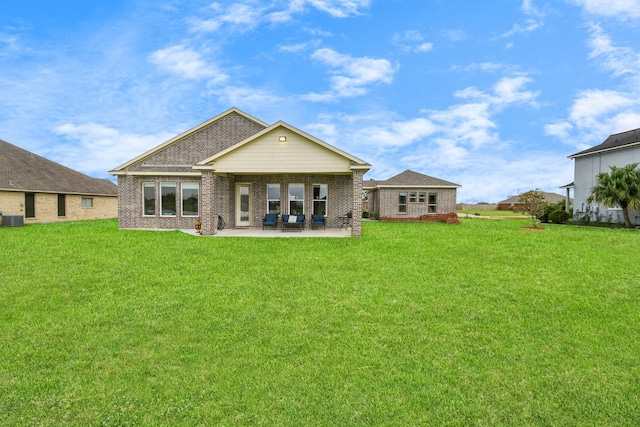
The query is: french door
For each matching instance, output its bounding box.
[236,184,251,227]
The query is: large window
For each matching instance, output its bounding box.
[181,183,199,217]
[289,183,304,215]
[58,194,66,217]
[398,192,407,213]
[160,182,177,216]
[143,183,156,216]
[25,193,35,218]
[428,193,437,213]
[313,184,328,215]
[267,184,281,214]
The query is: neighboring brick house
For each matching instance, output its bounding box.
[109,108,372,236]
[567,127,640,225]
[0,139,118,225]
[497,192,567,211]
[364,170,460,222]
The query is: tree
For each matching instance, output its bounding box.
[588,163,640,228]
[518,190,547,228]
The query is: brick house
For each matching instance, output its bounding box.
[0,139,118,225]
[109,108,371,236]
[497,192,567,211]
[364,170,460,222]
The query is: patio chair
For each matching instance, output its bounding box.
[262,213,278,230]
[311,214,325,230]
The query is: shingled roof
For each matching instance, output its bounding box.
[364,169,460,189]
[0,139,118,196]
[569,127,640,158]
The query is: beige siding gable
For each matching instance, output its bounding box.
[210,129,354,173]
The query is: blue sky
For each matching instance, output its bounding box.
[1,0,639,202]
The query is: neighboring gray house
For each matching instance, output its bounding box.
[0,139,118,225]
[567,127,640,225]
[109,108,372,236]
[364,170,460,221]
[497,192,567,211]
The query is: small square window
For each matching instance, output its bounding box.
[82,197,93,208]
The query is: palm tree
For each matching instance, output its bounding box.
[589,163,640,228]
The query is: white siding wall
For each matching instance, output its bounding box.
[212,130,352,173]
[574,146,640,224]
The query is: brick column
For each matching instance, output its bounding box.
[351,170,364,236]
[200,171,216,235]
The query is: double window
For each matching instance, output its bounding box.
[82,197,94,208]
[428,193,437,213]
[398,192,407,213]
[289,184,304,215]
[313,184,327,215]
[267,184,281,214]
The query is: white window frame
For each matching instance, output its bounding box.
[267,184,281,215]
[142,182,156,216]
[288,183,304,215]
[81,197,93,209]
[181,182,199,217]
[160,182,177,217]
[428,193,437,213]
[398,192,407,213]
[313,184,328,216]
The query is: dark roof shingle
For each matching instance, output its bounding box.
[0,139,118,196]
[365,169,460,188]
[570,127,640,158]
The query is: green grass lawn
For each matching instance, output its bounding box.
[1,219,639,426]
[457,209,526,217]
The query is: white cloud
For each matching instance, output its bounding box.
[189,0,371,33]
[587,23,640,81]
[307,0,370,17]
[453,74,540,109]
[302,48,396,101]
[53,122,174,176]
[149,45,229,83]
[392,30,434,53]
[546,25,640,147]
[571,0,640,19]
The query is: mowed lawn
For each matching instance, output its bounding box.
[1,219,639,426]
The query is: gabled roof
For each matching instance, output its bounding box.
[0,139,118,196]
[195,120,371,171]
[109,107,269,173]
[364,169,460,189]
[498,192,566,204]
[569,127,640,158]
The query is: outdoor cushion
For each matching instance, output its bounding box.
[288,215,297,223]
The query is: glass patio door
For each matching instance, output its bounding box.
[236,184,251,227]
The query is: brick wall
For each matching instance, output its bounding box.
[117,176,202,230]
[381,212,460,224]
[377,187,457,218]
[127,113,266,172]
[0,190,117,224]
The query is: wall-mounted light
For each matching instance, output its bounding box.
[279,136,287,142]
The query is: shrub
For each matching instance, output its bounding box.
[549,209,570,224]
